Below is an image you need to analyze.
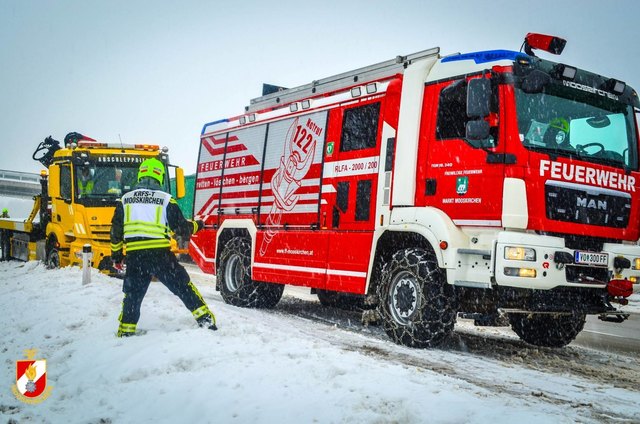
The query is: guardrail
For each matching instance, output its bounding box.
[0,169,40,183]
[0,169,41,198]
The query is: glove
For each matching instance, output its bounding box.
[111,249,124,264]
[195,220,205,233]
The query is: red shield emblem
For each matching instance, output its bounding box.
[15,359,47,398]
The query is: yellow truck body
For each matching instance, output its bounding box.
[0,136,185,274]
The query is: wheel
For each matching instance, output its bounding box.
[218,236,283,308]
[509,312,586,348]
[376,248,457,348]
[316,289,364,310]
[46,247,60,269]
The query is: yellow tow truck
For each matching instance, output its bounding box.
[0,132,185,274]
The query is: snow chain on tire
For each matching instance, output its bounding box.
[508,312,587,348]
[218,236,284,309]
[377,248,457,348]
[46,248,60,270]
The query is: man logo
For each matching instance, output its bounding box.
[12,349,53,404]
[577,197,607,210]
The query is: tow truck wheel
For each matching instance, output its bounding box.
[509,312,586,348]
[46,247,60,269]
[377,248,456,348]
[218,236,283,309]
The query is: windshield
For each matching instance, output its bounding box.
[75,164,140,201]
[515,85,638,170]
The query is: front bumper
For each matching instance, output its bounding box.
[494,231,640,292]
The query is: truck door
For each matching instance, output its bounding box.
[322,100,382,293]
[48,162,75,259]
[417,77,505,227]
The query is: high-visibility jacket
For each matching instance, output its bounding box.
[78,179,94,195]
[110,182,198,253]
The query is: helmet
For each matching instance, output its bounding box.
[2,208,7,214]
[138,158,165,184]
[548,117,570,147]
[549,117,569,134]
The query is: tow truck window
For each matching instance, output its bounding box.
[60,165,71,200]
[75,164,140,202]
[516,85,638,170]
[340,102,380,152]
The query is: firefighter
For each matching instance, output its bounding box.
[78,166,95,196]
[1,208,9,261]
[546,117,571,149]
[110,158,216,337]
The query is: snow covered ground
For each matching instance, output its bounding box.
[1,261,639,423]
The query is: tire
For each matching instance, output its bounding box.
[46,247,60,269]
[316,289,364,310]
[509,312,586,348]
[377,248,456,348]
[217,236,283,309]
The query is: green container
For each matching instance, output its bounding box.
[170,174,196,219]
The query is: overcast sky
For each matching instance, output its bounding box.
[1,0,639,175]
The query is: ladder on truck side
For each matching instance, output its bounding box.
[246,47,441,113]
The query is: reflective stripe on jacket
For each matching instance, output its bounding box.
[110,182,198,254]
[120,189,171,251]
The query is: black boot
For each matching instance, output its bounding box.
[196,315,218,331]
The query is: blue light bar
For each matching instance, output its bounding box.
[201,118,229,135]
[441,50,525,65]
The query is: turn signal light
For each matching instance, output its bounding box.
[504,267,537,278]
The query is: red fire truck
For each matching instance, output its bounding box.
[191,33,639,348]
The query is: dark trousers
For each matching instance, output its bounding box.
[119,248,207,326]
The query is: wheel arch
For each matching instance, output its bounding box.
[365,229,435,297]
[365,207,468,297]
[45,223,66,251]
[215,219,257,271]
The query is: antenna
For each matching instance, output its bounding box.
[118,134,123,149]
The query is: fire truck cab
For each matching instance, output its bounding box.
[191,34,640,348]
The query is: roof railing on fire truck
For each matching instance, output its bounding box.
[246,47,441,113]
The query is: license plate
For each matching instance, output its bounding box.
[574,251,609,266]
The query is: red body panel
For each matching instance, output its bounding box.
[192,90,392,294]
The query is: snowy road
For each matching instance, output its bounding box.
[184,263,640,357]
[575,314,640,355]
[1,261,639,423]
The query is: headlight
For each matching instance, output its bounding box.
[504,246,536,261]
[633,258,640,270]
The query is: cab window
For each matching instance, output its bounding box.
[436,79,467,140]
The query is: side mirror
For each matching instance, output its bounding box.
[175,167,186,199]
[465,120,491,146]
[467,78,491,118]
[521,70,551,94]
[48,165,61,199]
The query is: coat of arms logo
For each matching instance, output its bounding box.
[12,349,53,404]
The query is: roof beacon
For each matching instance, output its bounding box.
[523,33,566,57]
